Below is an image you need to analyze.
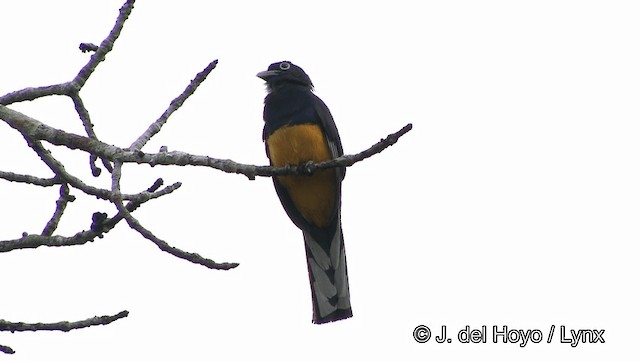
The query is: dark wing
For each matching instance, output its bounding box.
[310,93,345,180]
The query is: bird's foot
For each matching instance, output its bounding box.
[298,161,315,176]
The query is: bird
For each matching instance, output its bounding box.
[258,61,352,324]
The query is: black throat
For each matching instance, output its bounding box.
[262,84,317,140]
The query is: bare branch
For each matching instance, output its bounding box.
[41,183,76,236]
[130,59,219,151]
[0,170,60,187]
[0,180,182,253]
[120,207,240,270]
[0,83,70,105]
[279,123,414,175]
[70,93,96,140]
[90,154,101,176]
[124,181,182,203]
[22,136,114,200]
[0,344,15,355]
[71,0,135,91]
[131,220,240,270]
[20,135,174,202]
[1,230,107,253]
[70,92,112,176]
[2,105,413,180]
[110,162,238,270]
[0,0,254,353]
[0,0,134,105]
[79,43,99,53]
[0,310,129,332]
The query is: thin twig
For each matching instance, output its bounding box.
[21,135,177,201]
[41,183,75,236]
[128,216,240,270]
[0,180,182,253]
[0,1,135,106]
[79,43,99,53]
[0,344,15,354]
[0,310,129,332]
[71,0,135,91]
[70,92,112,176]
[124,181,182,204]
[70,92,97,143]
[129,59,219,150]
[111,162,238,270]
[22,136,114,200]
[281,123,414,174]
[89,154,101,176]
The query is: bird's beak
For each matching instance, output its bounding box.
[257,70,280,80]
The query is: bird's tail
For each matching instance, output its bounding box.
[303,222,352,324]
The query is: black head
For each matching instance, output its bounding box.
[257,61,313,91]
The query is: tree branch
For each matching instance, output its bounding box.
[18,134,178,202]
[129,59,219,151]
[256,123,414,176]
[0,311,128,353]
[0,83,70,105]
[1,229,108,253]
[0,344,15,355]
[0,180,182,253]
[0,310,129,332]
[110,162,238,270]
[0,171,60,187]
[0,0,135,106]
[117,200,239,270]
[41,183,76,236]
[71,0,135,91]
[70,92,112,176]
[2,105,412,180]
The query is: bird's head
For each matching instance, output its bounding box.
[257,61,313,91]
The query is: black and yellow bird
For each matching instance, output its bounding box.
[258,61,352,324]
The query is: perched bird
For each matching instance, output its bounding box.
[258,61,352,324]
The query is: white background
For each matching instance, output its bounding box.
[1,0,639,359]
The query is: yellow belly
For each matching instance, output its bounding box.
[266,124,337,227]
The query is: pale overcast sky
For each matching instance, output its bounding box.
[1,0,639,359]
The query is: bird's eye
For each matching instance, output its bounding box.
[279,62,291,70]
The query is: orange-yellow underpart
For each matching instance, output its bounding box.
[267,124,336,227]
